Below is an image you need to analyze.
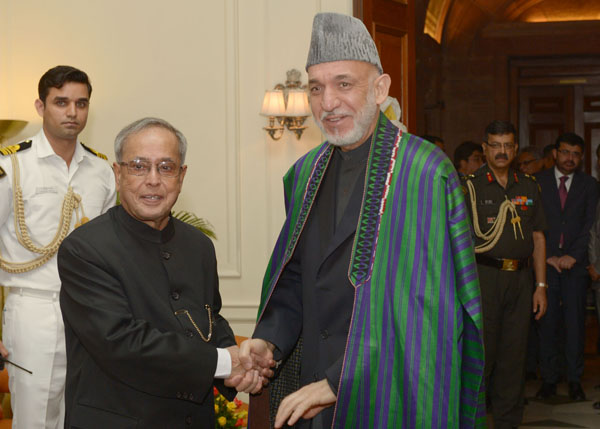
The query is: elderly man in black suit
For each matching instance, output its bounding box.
[57,118,270,428]
[535,132,599,401]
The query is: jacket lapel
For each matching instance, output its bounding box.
[541,169,562,211]
[564,171,581,209]
[320,170,366,263]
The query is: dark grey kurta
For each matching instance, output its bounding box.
[254,138,371,429]
[58,205,236,428]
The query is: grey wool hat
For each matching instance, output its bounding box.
[305,12,382,73]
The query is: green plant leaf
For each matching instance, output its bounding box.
[171,210,217,239]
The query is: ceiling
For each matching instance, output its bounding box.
[425,0,600,44]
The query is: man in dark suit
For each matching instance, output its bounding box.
[57,118,268,428]
[535,132,599,401]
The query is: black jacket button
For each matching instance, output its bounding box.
[171,291,180,300]
[162,251,171,260]
[185,416,192,425]
[185,329,194,338]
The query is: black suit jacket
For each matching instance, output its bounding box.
[58,206,236,429]
[537,167,599,264]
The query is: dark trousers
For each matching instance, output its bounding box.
[525,312,540,375]
[478,264,533,429]
[538,264,588,383]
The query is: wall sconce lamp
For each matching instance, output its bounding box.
[260,69,311,140]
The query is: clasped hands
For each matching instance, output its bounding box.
[546,255,576,272]
[235,339,337,428]
[224,342,275,394]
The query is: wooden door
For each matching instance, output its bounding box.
[518,86,573,150]
[356,0,416,132]
[510,57,600,175]
[582,86,600,177]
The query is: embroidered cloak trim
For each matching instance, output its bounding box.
[257,113,485,428]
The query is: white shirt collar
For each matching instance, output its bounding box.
[35,128,85,166]
[554,166,573,182]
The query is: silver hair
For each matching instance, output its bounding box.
[520,145,543,160]
[114,117,187,163]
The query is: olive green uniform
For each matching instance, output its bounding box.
[463,164,546,429]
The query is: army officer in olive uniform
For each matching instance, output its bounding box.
[463,120,547,429]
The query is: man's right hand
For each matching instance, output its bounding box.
[588,265,600,281]
[546,256,562,273]
[0,341,8,359]
[239,338,276,376]
[224,345,264,394]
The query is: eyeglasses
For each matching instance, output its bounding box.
[485,142,516,151]
[556,149,583,159]
[119,159,181,177]
[118,159,181,177]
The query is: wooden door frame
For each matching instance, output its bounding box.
[510,56,600,139]
[355,0,416,132]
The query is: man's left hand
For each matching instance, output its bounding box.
[532,286,547,320]
[558,255,576,270]
[274,379,336,428]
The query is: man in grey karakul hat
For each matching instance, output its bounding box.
[240,11,485,429]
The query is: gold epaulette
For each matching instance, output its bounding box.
[80,142,108,160]
[0,140,32,156]
[0,166,5,179]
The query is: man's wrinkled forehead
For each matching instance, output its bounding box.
[307,60,380,83]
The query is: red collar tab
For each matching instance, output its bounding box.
[486,172,494,183]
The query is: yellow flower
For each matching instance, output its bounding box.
[218,416,227,427]
[214,404,219,414]
[226,401,237,411]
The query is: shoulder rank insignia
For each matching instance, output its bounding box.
[0,166,5,179]
[80,143,108,160]
[524,173,537,182]
[0,140,32,156]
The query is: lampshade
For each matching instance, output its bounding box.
[260,90,286,116]
[284,90,311,117]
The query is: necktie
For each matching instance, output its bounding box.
[559,175,568,209]
[559,175,568,247]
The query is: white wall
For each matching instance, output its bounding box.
[0,0,352,336]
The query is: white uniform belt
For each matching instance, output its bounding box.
[8,287,59,301]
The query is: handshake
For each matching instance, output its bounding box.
[224,339,276,394]
[223,339,337,428]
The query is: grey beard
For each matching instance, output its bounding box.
[317,96,379,147]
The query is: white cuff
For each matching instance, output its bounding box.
[214,348,232,379]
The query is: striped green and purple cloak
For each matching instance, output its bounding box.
[257,113,485,428]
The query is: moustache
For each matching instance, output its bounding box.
[320,110,350,121]
[495,154,508,160]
